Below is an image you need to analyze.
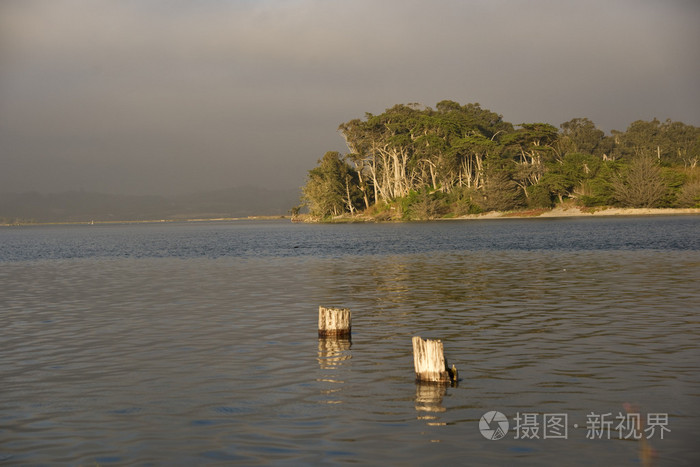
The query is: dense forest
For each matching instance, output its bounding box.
[300,100,700,220]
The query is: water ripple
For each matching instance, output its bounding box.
[1,222,699,464]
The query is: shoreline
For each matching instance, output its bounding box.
[3,208,699,226]
[296,206,700,223]
[0,215,290,227]
[450,206,700,220]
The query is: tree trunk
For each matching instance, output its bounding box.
[345,175,354,214]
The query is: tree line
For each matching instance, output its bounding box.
[300,100,700,220]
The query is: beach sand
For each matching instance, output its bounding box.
[455,206,700,220]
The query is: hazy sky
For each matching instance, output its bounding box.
[1,0,699,195]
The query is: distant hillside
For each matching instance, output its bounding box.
[0,187,300,223]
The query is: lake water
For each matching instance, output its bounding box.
[1,216,699,465]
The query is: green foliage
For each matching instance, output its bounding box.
[364,200,399,221]
[478,171,524,212]
[576,165,614,206]
[538,172,572,204]
[525,183,554,208]
[400,189,443,220]
[612,157,668,208]
[611,119,700,167]
[445,186,484,215]
[530,152,606,205]
[302,151,362,218]
[559,118,605,155]
[678,180,700,207]
[661,168,687,207]
[578,180,614,207]
[303,101,700,218]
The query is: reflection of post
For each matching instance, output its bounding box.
[623,403,656,467]
[412,336,458,384]
[317,337,352,369]
[415,383,447,413]
[317,315,351,405]
[318,306,351,338]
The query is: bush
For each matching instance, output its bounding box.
[526,184,554,208]
[612,157,668,208]
[677,181,700,207]
[401,189,448,220]
[478,172,525,212]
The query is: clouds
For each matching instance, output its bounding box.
[1,0,699,195]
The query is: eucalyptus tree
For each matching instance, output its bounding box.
[339,105,419,202]
[338,118,375,209]
[539,152,604,203]
[501,123,559,198]
[302,151,361,217]
[431,101,512,191]
[328,102,698,215]
[338,101,515,202]
[558,118,605,156]
[659,120,700,168]
[612,119,672,161]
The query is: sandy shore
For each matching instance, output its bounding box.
[453,206,700,220]
[294,206,700,223]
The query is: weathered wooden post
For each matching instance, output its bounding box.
[318,306,351,339]
[412,336,458,384]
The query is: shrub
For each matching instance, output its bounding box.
[526,184,554,208]
[612,157,668,208]
[677,181,700,207]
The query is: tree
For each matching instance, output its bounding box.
[479,171,524,211]
[538,152,603,204]
[310,101,699,218]
[302,151,361,218]
[558,118,605,156]
[612,157,668,208]
[502,123,559,197]
[677,180,700,207]
[661,120,700,168]
[338,101,514,203]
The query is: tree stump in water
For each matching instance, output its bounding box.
[318,306,351,338]
[412,336,458,384]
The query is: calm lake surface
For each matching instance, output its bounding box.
[1,216,699,465]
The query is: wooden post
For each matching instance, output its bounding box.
[318,306,351,338]
[412,336,458,384]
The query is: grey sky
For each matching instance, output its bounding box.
[1,0,699,195]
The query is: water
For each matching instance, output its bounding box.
[1,216,699,465]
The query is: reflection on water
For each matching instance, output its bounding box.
[317,337,352,369]
[317,338,351,405]
[415,383,448,429]
[1,219,699,465]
